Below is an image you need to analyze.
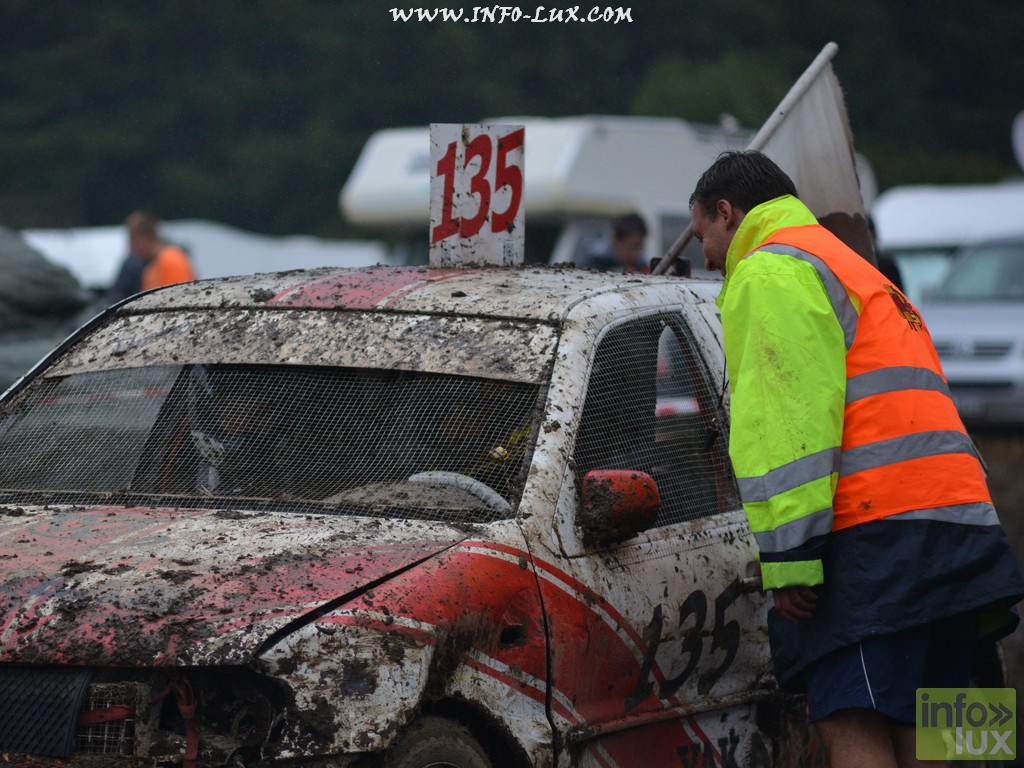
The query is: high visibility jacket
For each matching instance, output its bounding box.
[142,245,195,291]
[719,195,994,590]
[719,196,1024,685]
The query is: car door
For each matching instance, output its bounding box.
[546,309,779,767]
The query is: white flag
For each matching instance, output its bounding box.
[656,43,876,272]
[755,43,875,263]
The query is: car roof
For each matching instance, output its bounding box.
[118,265,715,323]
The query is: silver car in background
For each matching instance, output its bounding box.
[920,237,1024,427]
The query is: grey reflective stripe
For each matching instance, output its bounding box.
[737,446,840,503]
[889,501,1000,527]
[753,506,834,553]
[757,245,858,350]
[840,430,976,478]
[846,366,952,403]
[754,501,998,555]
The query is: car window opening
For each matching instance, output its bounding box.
[0,364,541,522]
[575,314,739,526]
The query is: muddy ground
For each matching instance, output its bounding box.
[972,429,1024,697]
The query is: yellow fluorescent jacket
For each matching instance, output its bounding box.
[717,196,994,591]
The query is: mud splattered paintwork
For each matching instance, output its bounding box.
[0,266,826,767]
[0,505,466,667]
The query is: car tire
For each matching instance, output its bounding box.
[383,716,493,768]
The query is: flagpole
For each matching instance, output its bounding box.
[747,42,838,153]
[653,42,839,275]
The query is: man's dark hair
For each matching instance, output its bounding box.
[689,151,798,217]
[612,212,648,240]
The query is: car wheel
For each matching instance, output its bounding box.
[383,716,493,768]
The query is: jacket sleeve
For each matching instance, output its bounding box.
[720,251,847,590]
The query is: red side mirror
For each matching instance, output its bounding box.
[580,469,659,543]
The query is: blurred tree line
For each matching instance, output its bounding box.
[2,0,1021,236]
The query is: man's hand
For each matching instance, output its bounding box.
[772,585,819,623]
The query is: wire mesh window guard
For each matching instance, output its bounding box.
[0,364,541,522]
[575,314,738,525]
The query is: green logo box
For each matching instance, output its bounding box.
[917,688,1016,761]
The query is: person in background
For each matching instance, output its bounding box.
[689,150,1024,768]
[109,211,195,303]
[868,214,904,291]
[105,212,148,303]
[582,213,649,272]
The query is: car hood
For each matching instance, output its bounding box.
[0,504,469,667]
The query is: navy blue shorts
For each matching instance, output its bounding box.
[805,613,975,724]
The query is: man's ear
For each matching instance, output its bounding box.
[716,199,744,232]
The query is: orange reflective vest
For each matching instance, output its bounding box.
[759,225,993,532]
[719,195,996,590]
[142,245,195,291]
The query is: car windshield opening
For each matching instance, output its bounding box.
[934,244,1024,301]
[0,364,542,522]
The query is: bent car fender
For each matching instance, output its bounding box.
[255,535,553,760]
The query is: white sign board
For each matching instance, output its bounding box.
[429,123,525,267]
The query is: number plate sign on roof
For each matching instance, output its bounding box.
[429,123,525,268]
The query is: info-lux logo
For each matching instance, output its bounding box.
[917,688,1016,761]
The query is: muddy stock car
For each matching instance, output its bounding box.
[0,266,822,767]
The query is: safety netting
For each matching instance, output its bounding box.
[574,314,738,525]
[0,363,541,522]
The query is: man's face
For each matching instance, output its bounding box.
[612,232,646,271]
[129,232,160,262]
[691,201,736,276]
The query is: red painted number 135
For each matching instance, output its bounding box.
[431,128,525,244]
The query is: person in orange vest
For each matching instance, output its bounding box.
[689,151,1024,768]
[123,210,196,294]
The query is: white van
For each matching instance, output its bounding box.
[872,180,1024,303]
